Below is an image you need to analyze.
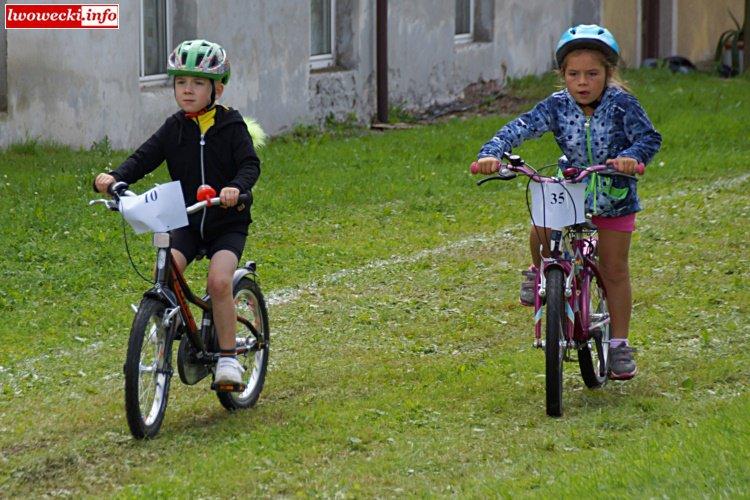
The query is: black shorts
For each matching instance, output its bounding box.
[170,227,247,264]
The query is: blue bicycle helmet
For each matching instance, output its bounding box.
[555,24,620,67]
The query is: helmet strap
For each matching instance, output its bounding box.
[208,80,216,108]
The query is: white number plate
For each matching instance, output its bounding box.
[119,181,189,234]
[530,182,586,229]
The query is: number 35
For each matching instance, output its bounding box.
[550,192,565,204]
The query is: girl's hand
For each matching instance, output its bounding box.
[219,187,240,207]
[94,173,116,194]
[606,157,639,175]
[473,157,500,175]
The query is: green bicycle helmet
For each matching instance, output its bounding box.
[167,39,231,84]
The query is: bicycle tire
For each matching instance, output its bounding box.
[578,273,610,388]
[124,297,174,439]
[545,268,565,417]
[217,278,270,411]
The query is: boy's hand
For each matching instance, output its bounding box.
[606,157,639,175]
[473,157,500,175]
[219,187,240,207]
[94,173,116,194]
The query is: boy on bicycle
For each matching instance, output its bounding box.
[94,39,262,386]
[473,25,661,380]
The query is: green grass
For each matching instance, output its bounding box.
[0,69,749,496]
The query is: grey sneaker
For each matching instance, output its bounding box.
[608,344,637,380]
[215,357,244,384]
[519,268,536,307]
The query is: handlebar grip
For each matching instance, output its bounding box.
[635,163,645,175]
[205,193,251,207]
[108,181,129,197]
[470,160,500,175]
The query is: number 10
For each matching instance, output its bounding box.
[143,191,158,204]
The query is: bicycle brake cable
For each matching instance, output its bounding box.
[121,216,154,284]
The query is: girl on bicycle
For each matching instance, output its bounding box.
[473,25,661,380]
[94,39,262,386]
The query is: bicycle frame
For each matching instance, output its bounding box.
[91,187,265,360]
[472,153,639,351]
[91,183,271,437]
[532,225,607,351]
[152,239,263,359]
[471,153,644,413]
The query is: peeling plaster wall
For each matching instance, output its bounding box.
[195,1,311,135]
[387,0,586,112]
[0,0,600,149]
[0,4,167,150]
[308,0,375,126]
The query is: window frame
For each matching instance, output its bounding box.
[454,0,475,44]
[310,0,336,70]
[139,0,172,84]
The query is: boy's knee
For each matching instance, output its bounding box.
[207,274,233,297]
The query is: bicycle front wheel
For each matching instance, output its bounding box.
[124,298,173,439]
[217,278,269,411]
[545,268,565,417]
[578,273,610,388]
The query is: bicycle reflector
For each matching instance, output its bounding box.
[196,184,216,202]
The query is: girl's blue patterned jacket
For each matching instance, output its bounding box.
[478,86,662,217]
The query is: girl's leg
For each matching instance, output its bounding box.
[520,226,552,306]
[596,229,632,339]
[207,249,239,352]
[529,225,551,268]
[597,228,637,379]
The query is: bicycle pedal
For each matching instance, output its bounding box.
[211,381,247,392]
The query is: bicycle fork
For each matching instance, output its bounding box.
[533,232,577,353]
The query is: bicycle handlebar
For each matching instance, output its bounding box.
[470,152,644,184]
[186,194,250,214]
[88,182,250,214]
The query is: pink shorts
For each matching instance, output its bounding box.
[591,213,636,233]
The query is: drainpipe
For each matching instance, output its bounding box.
[376,0,388,123]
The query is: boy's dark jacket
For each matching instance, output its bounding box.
[110,106,260,238]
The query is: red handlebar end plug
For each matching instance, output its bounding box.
[196,184,216,204]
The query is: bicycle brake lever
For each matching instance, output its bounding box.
[89,199,119,210]
[476,170,516,185]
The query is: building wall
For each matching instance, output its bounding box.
[308,0,375,125]
[602,0,639,67]
[0,0,601,149]
[676,0,744,64]
[602,0,745,67]
[0,17,7,113]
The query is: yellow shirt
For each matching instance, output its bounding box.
[192,107,217,135]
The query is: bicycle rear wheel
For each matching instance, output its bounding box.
[124,298,173,439]
[545,268,565,417]
[578,273,610,388]
[217,278,270,411]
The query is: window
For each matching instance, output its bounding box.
[310,0,336,69]
[455,0,474,44]
[140,0,171,82]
